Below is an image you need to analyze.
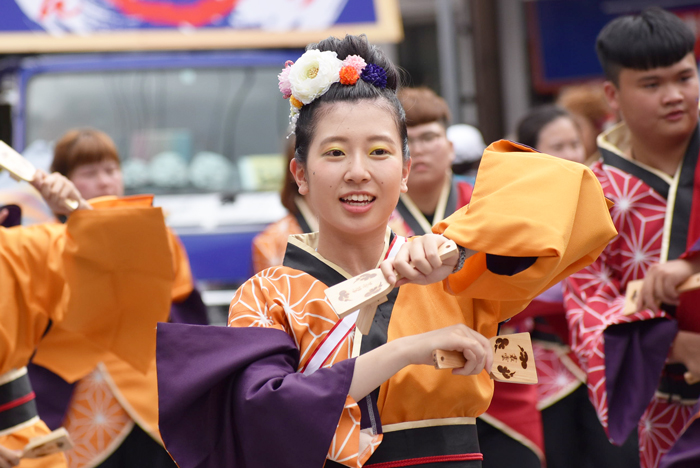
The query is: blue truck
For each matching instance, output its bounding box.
[0,50,294,314]
[0,0,403,317]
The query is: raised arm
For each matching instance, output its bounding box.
[431,141,616,319]
[30,169,91,214]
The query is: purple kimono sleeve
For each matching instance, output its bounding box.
[603,318,678,444]
[169,288,209,325]
[156,323,356,468]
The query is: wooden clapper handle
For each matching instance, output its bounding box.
[355,240,461,335]
[0,140,79,211]
[22,427,73,459]
[623,273,700,385]
[433,332,539,384]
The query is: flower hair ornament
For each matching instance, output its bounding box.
[278,50,388,131]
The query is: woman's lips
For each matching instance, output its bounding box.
[339,194,376,213]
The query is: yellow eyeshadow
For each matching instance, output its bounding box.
[369,146,391,155]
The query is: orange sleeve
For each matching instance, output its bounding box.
[433,140,617,321]
[251,215,303,273]
[32,205,175,382]
[0,223,68,373]
[167,229,194,302]
[91,195,194,302]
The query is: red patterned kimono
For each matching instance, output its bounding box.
[565,122,700,468]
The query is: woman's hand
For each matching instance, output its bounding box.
[638,258,700,311]
[401,324,494,377]
[669,330,700,379]
[30,170,91,215]
[0,445,21,468]
[349,323,493,401]
[380,234,459,287]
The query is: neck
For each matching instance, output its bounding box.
[316,223,388,277]
[407,176,448,217]
[629,132,693,176]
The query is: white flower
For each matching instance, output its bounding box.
[288,50,342,105]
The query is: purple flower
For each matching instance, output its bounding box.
[360,64,387,89]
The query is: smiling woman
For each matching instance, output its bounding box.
[155,34,619,468]
[290,100,409,272]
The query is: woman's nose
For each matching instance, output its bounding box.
[344,154,371,183]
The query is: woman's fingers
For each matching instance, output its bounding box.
[444,326,491,376]
[640,271,659,313]
[470,328,493,373]
[391,235,457,284]
[58,184,75,207]
[390,241,415,281]
[379,260,397,286]
[6,450,19,467]
[30,171,85,215]
[422,235,444,270]
[0,447,20,468]
[660,275,680,306]
[637,260,697,311]
[408,240,433,275]
[455,348,478,375]
[29,169,45,191]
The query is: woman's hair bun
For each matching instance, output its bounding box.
[308,35,399,92]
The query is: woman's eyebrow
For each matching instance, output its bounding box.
[317,136,350,147]
[317,134,396,146]
[366,135,398,144]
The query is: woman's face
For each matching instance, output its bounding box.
[292,99,409,239]
[536,116,586,164]
[69,159,124,200]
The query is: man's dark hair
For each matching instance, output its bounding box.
[596,7,696,85]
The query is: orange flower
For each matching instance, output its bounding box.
[290,96,303,109]
[339,66,359,85]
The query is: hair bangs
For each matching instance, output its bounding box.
[293,35,409,164]
[596,7,696,83]
[51,129,120,176]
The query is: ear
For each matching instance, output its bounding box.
[290,158,309,195]
[400,158,411,193]
[603,81,620,114]
[446,139,455,164]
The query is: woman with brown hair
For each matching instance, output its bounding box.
[0,164,177,468]
[27,128,204,468]
[49,129,124,201]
